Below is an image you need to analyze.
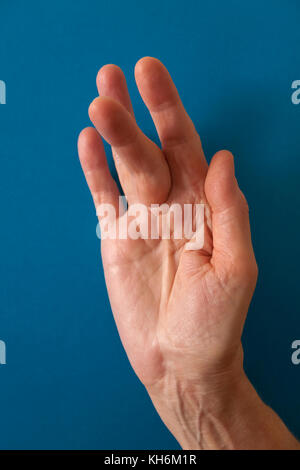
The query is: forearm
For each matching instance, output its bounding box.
[147,372,300,450]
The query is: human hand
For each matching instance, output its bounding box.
[78,58,298,450]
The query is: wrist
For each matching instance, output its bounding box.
[147,367,246,450]
[147,370,299,450]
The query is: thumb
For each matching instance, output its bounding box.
[204,150,257,281]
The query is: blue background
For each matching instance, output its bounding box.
[0,0,299,450]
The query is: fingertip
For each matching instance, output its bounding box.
[88,96,116,127]
[88,96,137,147]
[134,57,169,86]
[135,56,163,76]
[78,126,89,145]
[96,64,135,116]
[78,125,120,209]
[88,96,101,119]
[96,64,124,90]
[134,56,179,114]
[78,125,96,139]
[211,149,234,170]
[205,150,237,212]
[78,127,105,169]
[207,150,235,181]
[78,126,100,150]
[78,126,93,155]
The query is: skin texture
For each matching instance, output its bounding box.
[78,57,299,450]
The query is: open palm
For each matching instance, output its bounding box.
[78,57,257,393]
